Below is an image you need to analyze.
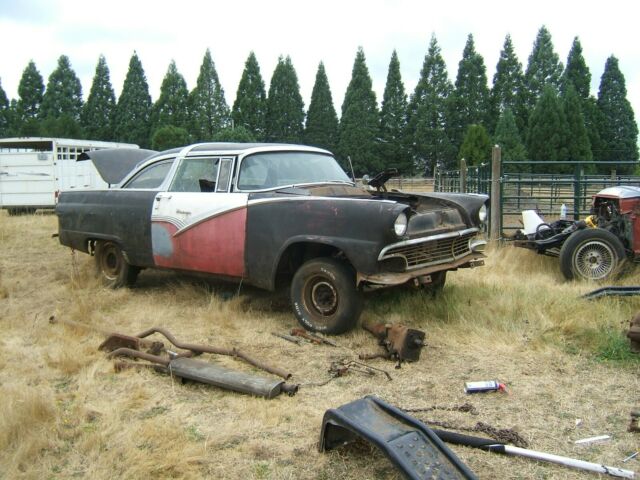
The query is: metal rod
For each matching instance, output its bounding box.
[106,348,170,366]
[136,327,292,379]
[432,429,635,479]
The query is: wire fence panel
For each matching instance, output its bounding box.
[435,158,639,236]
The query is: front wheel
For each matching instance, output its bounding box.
[94,240,140,288]
[559,228,625,281]
[290,258,362,334]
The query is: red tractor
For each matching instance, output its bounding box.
[512,186,640,281]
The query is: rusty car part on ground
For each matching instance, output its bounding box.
[289,327,337,346]
[98,332,165,356]
[360,321,425,366]
[328,359,392,381]
[320,395,477,479]
[628,314,640,353]
[132,326,292,379]
[271,332,302,345]
[299,359,392,388]
[106,346,298,399]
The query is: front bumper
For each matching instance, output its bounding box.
[358,228,487,286]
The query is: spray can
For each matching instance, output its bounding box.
[464,380,507,394]
[560,203,568,220]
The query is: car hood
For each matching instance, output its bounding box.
[265,184,487,229]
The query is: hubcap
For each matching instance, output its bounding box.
[574,241,615,280]
[101,245,121,279]
[310,280,338,316]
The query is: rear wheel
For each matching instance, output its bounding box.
[94,240,140,288]
[559,228,625,281]
[290,258,362,334]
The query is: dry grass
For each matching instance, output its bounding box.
[0,211,638,479]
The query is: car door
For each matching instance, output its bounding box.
[151,156,248,277]
[113,157,176,266]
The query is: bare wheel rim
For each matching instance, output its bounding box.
[573,240,615,280]
[308,279,338,316]
[100,244,122,280]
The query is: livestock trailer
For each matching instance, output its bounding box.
[0,137,138,214]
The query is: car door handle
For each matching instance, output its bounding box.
[155,195,172,201]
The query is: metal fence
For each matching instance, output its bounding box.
[434,150,640,238]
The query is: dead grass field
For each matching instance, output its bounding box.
[1,211,639,480]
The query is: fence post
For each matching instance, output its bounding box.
[573,165,582,220]
[460,158,467,193]
[490,146,502,240]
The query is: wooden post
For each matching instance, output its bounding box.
[490,146,502,240]
[460,158,467,193]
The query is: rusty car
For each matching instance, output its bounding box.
[56,143,488,334]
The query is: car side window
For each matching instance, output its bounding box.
[123,159,174,189]
[170,157,220,192]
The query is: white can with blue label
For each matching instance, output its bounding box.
[464,380,507,393]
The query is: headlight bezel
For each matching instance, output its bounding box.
[393,212,408,237]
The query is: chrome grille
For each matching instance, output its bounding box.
[380,230,477,269]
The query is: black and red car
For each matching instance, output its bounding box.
[56,143,488,333]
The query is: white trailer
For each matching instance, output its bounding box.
[0,137,138,214]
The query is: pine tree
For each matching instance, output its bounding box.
[524,26,564,124]
[114,52,152,148]
[152,60,189,135]
[406,35,454,174]
[597,56,639,173]
[16,60,45,136]
[494,108,527,170]
[583,96,605,163]
[189,49,230,142]
[490,34,526,134]
[0,78,9,137]
[562,85,592,163]
[81,55,116,141]
[562,37,602,164]
[6,100,19,136]
[526,85,569,172]
[41,55,83,121]
[337,47,380,175]
[459,124,491,166]
[447,34,490,155]
[379,50,410,174]
[265,56,305,143]
[562,37,591,98]
[232,52,267,140]
[305,62,338,153]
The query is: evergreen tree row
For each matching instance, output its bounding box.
[0,26,637,175]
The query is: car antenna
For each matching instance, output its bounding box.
[347,155,356,182]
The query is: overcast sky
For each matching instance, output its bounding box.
[1,0,638,126]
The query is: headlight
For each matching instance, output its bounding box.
[478,204,487,223]
[394,212,408,237]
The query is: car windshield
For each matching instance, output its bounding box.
[237,151,351,190]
